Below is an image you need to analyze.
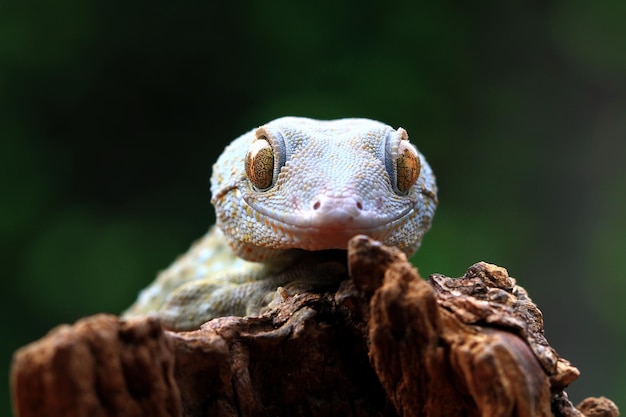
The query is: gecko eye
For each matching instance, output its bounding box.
[245,138,274,190]
[387,128,421,195]
[395,136,421,194]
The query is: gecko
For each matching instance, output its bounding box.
[123,117,438,331]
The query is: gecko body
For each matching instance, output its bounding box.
[124,117,437,330]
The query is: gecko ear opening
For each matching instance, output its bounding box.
[245,136,275,190]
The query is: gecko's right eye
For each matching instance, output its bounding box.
[245,138,274,190]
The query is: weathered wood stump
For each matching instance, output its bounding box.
[11,236,619,417]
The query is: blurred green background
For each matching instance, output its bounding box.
[3,1,625,415]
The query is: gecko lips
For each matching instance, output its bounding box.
[246,194,416,251]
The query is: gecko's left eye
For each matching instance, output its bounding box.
[396,139,420,194]
[245,138,274,190]
[386,128,421,195]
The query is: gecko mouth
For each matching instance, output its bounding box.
[242,194,419,252]
[249,195,415,230]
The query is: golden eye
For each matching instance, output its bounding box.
[245,138,274,190]
[396,140,420,194]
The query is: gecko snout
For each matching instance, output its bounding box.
[310,195,364,226]
[312,196,363,210]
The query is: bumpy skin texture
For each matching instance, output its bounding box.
[124,117,438,330]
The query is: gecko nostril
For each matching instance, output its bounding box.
[313,199,363,211]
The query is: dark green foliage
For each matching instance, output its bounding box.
[2,1,625,415]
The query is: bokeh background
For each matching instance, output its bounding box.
[3,1,625,415]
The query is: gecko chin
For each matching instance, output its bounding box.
[284,227,382,252]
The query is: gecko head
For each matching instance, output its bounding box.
[211,117,438,262]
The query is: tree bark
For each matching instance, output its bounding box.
[11,236,619,417]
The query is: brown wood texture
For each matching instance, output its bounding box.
[11,236,619,417]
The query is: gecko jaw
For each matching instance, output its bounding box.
[249,194,415,231]
[240,194,420,252]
